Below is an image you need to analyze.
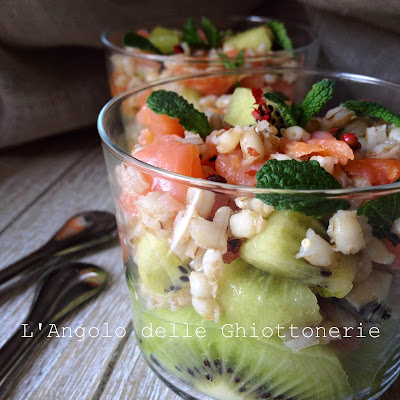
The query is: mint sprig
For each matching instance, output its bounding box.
[343,101,400,127]
[299,79,335,127]
[268,20,293,51]
[123,32,162,54]
[263,92,298,127]
[256,160,350,217]
[182,18,207,49]
[201,17,219,48]
[146,90,211,138]
[261,79,335,129]
[217,49,245,68]
[357,178,400,238]
[290,101,302,122]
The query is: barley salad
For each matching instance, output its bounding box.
[101,16,318,98]
[98,69,400,400]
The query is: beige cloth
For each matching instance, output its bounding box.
[297,0,400,82]
[0,0,261,148]
[1,0,399,148]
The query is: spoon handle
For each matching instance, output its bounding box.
[0,323,40,386]
[0,245,53,286]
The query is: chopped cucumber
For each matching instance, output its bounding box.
[224,87,257,126]
[223,26,272,52]
[149,26,180,54]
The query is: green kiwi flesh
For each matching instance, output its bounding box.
[223,26,273,52]
[224,87,257,127]
[240,210,357,297]
[137,232,190,295]
[140,307,352,400]
[148,26,180,54]
[217,258,322,331]
[266,100,286,130]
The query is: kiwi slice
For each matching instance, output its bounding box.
[140,307,352,400]
[224,87,257,127]
[148,26,180,54]
[137,232,190,295]
[217,258,322,331]
[223,26,273,52]
[266,100,286,130]
[240,210,358,297]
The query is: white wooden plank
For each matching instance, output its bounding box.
[99,330,180,400]
[0,146,132,399]
[0,128,98,233]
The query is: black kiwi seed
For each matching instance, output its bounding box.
[320,270,332,277]
[275,109,281,117]
[268,105,274,112]
[360,301,392,323]
[270,118,276,125]
[179,265,188,274]
[209,155,217,162]
[179,276,189,282]
[169,284,182,291]
[175,359,297,399]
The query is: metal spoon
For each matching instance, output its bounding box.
[0,262,107,387]
[0,211,117,290]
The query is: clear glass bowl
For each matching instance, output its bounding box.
[98,68,400,400]
[101,16,319,98]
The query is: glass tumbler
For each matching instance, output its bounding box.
[101,15,319,99]
[98,68,400,400]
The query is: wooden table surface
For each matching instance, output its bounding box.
[0,128,399,400]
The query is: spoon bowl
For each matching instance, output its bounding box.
[0,262,107,387]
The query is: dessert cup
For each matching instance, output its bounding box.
[101,16,319,98]
[98,68,400,400]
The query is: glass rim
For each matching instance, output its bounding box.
[100,15,319,63]
[97,67,400,197]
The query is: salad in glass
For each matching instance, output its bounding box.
[98,68,400,400]
[101,16,319,99]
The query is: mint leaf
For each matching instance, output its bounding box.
[256,160,350,217]
[201,17,219,48]
[290,101,302,122]
[146,90,211,138]
[299,79,335,127]
[183,17,206,48]
[263,92,298,127]
[268,20,293,51]
[357,178,400,238]
[256,160,342,190]
[217,49,245,68]
[123,32,162,54]
[343,101,400,127]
